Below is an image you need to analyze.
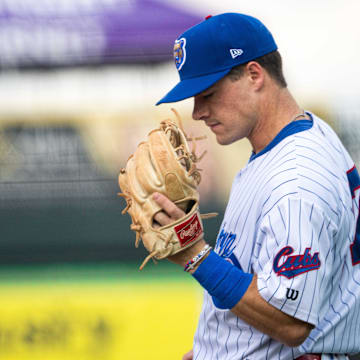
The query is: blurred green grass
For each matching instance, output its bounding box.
[0,261,192,285]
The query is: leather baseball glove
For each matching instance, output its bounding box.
[118,109,216,269]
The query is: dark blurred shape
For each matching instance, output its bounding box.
[0,0,203,69]
[0,125,111,201]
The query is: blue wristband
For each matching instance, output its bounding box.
[192,251,253,309]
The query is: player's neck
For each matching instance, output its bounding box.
[248,88,305,154]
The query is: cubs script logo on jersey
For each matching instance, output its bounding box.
[173,38,186,71]
[273,246,321,278]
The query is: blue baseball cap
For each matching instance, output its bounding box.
[156,13,277,105]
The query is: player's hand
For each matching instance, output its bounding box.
[182,349,193,360]
[152,192,185,227]
[153,192,207,267]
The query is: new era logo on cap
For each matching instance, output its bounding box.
[230,49,244,59]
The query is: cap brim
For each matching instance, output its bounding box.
[156,68,231,105]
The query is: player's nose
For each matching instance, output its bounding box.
[192,97,209,121]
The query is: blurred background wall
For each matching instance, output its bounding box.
[0,0,359,359]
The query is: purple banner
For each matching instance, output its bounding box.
[0,0,203,67]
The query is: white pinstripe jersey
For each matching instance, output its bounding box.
[193,113,360,360]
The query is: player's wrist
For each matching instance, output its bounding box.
[167,239,208,267]
[184,243,212,273]
[192,251,253,309]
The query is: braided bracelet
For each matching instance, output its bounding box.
[184,244,212,272]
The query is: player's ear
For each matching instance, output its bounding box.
[245,61,264,90]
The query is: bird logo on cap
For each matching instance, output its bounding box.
[173,38,186,71]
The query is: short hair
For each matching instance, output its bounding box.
[227,50,287,88]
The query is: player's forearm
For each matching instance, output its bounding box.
[191,249,312,347]
[231,276,313,347]
[168,239,312,347]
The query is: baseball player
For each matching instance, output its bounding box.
[154,13,360,359]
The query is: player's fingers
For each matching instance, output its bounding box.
[182,349,193,360]
[153,192,185,220]
[153,210,172,227]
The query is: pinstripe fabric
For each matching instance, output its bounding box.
[193,113,360,359]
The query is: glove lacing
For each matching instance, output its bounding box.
[118,109,217,269]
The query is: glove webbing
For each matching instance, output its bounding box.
[118,108,217,269]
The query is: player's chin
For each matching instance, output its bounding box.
[215,134,238,146]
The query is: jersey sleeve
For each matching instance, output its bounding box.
[256,196,336,326]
